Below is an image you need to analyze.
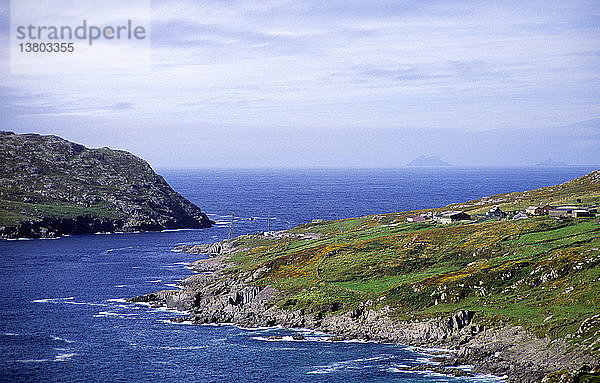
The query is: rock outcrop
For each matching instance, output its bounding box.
[0,131,213,238]
[130,241,600,383]
[173,240,237,256]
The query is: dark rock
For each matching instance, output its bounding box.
[0,132,213,239]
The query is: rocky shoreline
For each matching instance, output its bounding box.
[0,132,213,239]
[0,214,211,239]
[130,241,599,383]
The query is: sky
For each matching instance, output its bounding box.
[0,0,599,167]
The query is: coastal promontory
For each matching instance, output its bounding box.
[0,131,213,239]
[133,170,600,382]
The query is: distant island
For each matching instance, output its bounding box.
[406,155,451,167]
[0,132,213,239]
[535,159,569,167]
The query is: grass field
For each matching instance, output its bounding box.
[220,170,600,352]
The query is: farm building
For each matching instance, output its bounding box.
[548,206,597,219]
[549,208,573,218]
[487,206,506,219]
[434,211,471,224]
[406,215,426,223]
[572,208,597,218]
[525,203,554,216]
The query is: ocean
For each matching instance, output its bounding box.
[1,167,596,382]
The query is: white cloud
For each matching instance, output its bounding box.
[0,0,598,166]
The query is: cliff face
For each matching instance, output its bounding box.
[0,131,213,238]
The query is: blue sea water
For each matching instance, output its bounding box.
[0,167,596,382]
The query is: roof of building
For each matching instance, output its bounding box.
[440,210,466,217]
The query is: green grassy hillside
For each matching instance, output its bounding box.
[0,131,212,235]
[219,170,600,352]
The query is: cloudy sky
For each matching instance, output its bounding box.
[0,0,599,167]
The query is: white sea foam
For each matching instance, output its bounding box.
[114,304,139,310]
[253,336,297,342]
[352,356,386,363]
[307,355,388,375]
[104,246,133,253]
[3,332,20,336]
[388,363,410,370]
[258,333,366,343]
[237,325,283,331]
[471,374,508,381]
[415,357,440,365]
[272,347,300,351]
[114,285,128,288]
[106,298,127,303]
[93,311,119,317]
[153,306,188,315]
[200,322,230,327]
[386,367,404,373]
[32,297,75,303]
[54,352,77,362]
[253,334,333,343]
[93,311,138,318]
[301,328,328,336]
[146,279,162,283]
[31,297,106,307]
[32,297,105,307]
[306,368,336,374]
[159,319,194,325]
[306,361,353,374]
[50,335,74,343]
[159,345,207,350]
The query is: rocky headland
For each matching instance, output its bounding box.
[131,238,598,383]
[131,171,600,383]
[0,131,213,238]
